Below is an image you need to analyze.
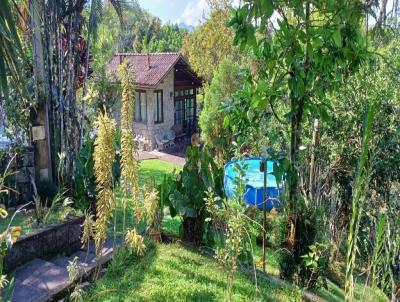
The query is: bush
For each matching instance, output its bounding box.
[162,146,224,244]
[37,180,58,204]
[73,139,95,210]
[279,210,317,287]
[73,133,121,211]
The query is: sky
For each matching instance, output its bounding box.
[136,0,395,28]
[137,0,210,27]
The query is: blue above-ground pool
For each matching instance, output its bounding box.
[224,158,284,210]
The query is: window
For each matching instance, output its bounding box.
[135,91,147,123]
[153,90,163,124]
[185,97,195,126]
[174,88,196,133]
[175,99,184,125]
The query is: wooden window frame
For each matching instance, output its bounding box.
[136,90,147,123]
[174,87,196,132]
[154,90,163,124]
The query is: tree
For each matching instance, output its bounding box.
[0,0,26,99]
[25,0,122,187]
[182,3,240,82]
[229,0,368,282]
[146,23,187,53]
[199,57,243,165]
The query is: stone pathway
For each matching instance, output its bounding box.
[136,151,158,161]
[11,238,122,302]
[138,150,186,166]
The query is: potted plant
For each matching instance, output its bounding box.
[144,188,163,242]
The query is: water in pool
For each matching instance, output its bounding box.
[224,158,284,210]
[225,158,277,187]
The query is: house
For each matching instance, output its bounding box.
[107,53,202,150]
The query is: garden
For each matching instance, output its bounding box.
[0,0,399,302]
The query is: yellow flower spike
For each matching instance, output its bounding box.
[11,226,22,243]
[0,208,8,219]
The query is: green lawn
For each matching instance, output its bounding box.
[0,210,34,235]
[315,274,388,302]
[0,207,81,236]
[138,159,181,186]
[84,242,304,302]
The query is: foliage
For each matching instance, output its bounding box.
[0,0,26,99]
[205,163,259,301]
[301,243,330,289]
[67,255,84,302]
[229,0,369,285]
[145,23,188,53]
[73,139,96,210]
[199,57,243,165]
[143,188,162,234]
[92,1,186,72]
[93,111,116,255]
[83,70,121,121]
[314,44,400,300]
[81,211,95,247]
[222,78,285,157]
[164,146,224,244]
[344,100,375,301]
[0,156,22,294]
[125,228,146,256]
[182,4,241,82]
[278,209,322,288]
[118,61,139,236]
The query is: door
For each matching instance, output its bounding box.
[174,88,196,134]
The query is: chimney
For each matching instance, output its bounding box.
[147,52,151,69]
[119,54,125,65]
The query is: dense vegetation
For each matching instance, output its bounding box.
[1,0,399,301]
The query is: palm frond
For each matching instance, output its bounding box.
[0,0,26,99]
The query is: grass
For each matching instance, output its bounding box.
[138,159,181,186]
[315,273,388,302]
[0,207,81,236]
[84,242,305,302]
[0,210,33,235]
[0,159,178,238]
[109,159,182,237]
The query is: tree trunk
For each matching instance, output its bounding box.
[30,0,53,183]
[182,215,205,244]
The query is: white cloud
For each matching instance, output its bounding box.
[175,0,209,27]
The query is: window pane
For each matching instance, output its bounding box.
[153,91,163,123]
[135,92,140,121]
[153,93,157,122]
[140,92,147,122]
[158,96,163,122]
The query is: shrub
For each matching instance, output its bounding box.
[163,146,224,244]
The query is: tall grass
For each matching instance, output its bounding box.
[344,101,376,301]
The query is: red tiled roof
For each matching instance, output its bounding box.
[107,53,183,87]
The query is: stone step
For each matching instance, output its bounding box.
[11,238,123,302]
[10,238,124,302]
[52,250,97,278]
[11,258,69,302]
[82,237,124,265]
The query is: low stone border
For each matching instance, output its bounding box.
[4,216,84,273]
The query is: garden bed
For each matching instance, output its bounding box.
[4,215,84,272]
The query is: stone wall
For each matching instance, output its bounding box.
[113,70,176,150]
[4,216,84,273]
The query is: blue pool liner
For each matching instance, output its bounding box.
[224,157,285,210]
